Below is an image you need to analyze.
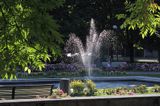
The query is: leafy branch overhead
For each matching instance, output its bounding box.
[116,0,160,38]
[0,0,64,79]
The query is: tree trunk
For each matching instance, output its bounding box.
[129,43,134,63]
[126,30,134,63]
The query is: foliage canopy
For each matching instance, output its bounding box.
[0,0,64,79]
[117,0,160,38]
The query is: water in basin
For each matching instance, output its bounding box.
[95,81,156,88]
[53,80,158,89]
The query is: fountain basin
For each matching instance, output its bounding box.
[53,76,160,88]
[0,76,160,100]
[0,94,160,106]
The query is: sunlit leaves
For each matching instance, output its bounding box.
[0,0,64,79]
[116,14,126,20]
[24,67,31,74]
[117,0,160,38]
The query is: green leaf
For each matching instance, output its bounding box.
[24,67,28,72]
[28,69,31,74]
[0,0,64,79]
[117,0,160,38]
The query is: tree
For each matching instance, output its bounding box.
[52,0,125,40]
[117,0,160,38]
[52,0,127,62]
[0,0,64,79]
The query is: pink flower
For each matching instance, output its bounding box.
[57,89,64,95]
[128,92,135,95]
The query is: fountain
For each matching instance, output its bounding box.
[65,19,112,77]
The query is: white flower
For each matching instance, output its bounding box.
[70,89,74,93]
[83,88,89,93]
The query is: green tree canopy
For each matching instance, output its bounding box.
[0,0,64,79]
[117,0,160,38]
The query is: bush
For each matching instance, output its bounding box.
[132,85,147,94]
[114,87,130,95]
[70,80,85,96]
[97,88,115,96]
[70,80,97,96]
[94,85,149,96]
[85,80,97,96]
[151,85,160,93]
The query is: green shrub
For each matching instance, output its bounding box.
[94,89,105,96]
[94,86,149,96]
[114,87,130,95]
[70,80,85,96]
[103,88,114,95]
[132,85,147,94]
[151,85,160,93]
[70,80,97,96]
[85,80,97,96]
[70,80,151,97]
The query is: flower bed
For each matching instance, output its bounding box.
[69,80,160,97]
[47,80,160,99]
[44,63,160,72]
[15,63,160,78]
